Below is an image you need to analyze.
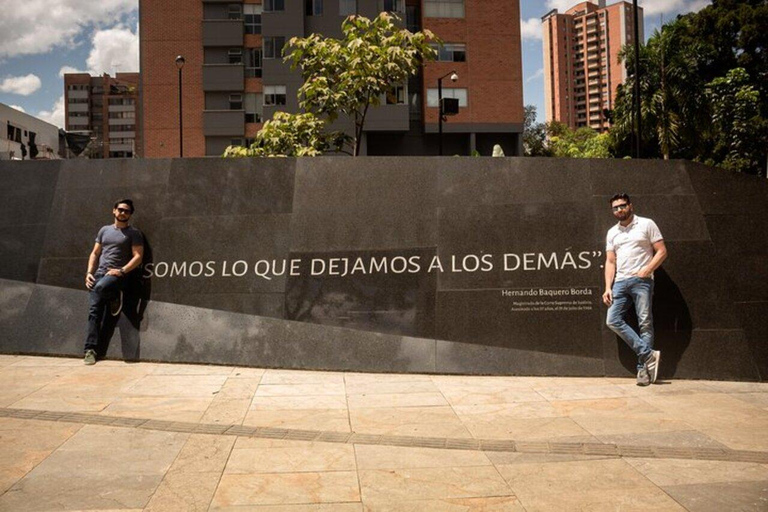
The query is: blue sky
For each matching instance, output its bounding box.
[0,0,709,128]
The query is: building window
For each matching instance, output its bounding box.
[306,0,323,15]
[244,4,262,34]
[430,43,466,62]
[264,0,285,12]
[264,85,287,106]
[245,48,262,77]
[382,0,405,13]
[245,93,263,123]
[424,0,464,18]
[339,0,356,15]
[228,48,243,64]
[230,94,243,110]
[426,88,468,107]
[263,37,285,59]
[385,85,406,105]
[228,3,242,19]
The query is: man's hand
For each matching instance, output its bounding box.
[106,268,123,277]
[633,266,653,279]
[85,273,95,289]
[602,289,613,306]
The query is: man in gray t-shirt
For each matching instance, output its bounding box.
[83,199,144,365]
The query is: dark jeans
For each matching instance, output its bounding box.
[606,276,655,370]
[84,273,124,353]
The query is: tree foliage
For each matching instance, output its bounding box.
[523,105,550,156]
[223,112,345,158]
[611,1,768,175]
[284,13,438,155]
[549,124,611,158]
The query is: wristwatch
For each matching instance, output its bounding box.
[118,268,126,276]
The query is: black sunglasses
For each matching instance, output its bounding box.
[116,208,133,214]
[611,203,629,212]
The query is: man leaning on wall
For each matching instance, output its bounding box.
[83,199,144,365]
[603,193,667,386]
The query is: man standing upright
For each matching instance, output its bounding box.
[83,199,144,365]
[603,194,667,386]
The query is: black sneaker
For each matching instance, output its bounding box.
[84,349,97,365]
[636,366,650,386]
[110,291,123,317]
[645,350,661,384]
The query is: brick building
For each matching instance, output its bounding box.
[139,0,524,157]
[64,73,140,158]
[542,0,643,132]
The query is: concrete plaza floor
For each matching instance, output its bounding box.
[0,355,766,511]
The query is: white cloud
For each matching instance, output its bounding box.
[37,95,65,129]
[86,25,139,74]
[520,18,543,41]
[59,66,87,77]
[0,74,42,96]
[0,0,136,58]
[546,0,578,11]
[526,68,544,83]
[8,105,26,113]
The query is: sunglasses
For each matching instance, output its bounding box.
[612,204,630,212]
[116,208,133,214]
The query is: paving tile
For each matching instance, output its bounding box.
[143,471,221,511]
[210,471,361,507]
[662,480,768,512]
[150,363,234,376]
[243,408,352,433]
[0,425,187,511]
[596,429,730,449]
[461,414,592,441]
[731,392,768,410]
[212,503,362,511]
[122,375,228,398]
[254,383,346,397]
[10,394,114,412]
[345,380,440,395]
[349,406,473,439]
[347,392,448,409]
[436,383,546,406]
[362,496,525,511]
[533,384,635,401]
[345,373,433,386]
[0,355,26,367]
[260,370,346,385]
[214,378,261,399]
[168,434,235,474]
[486,452,612,465]
[200,398,250,425]
[228,367,266,379]
[625,457,768,486]
[250,395,349,410]
[513,487,687,511]
[101,396,214,423]
[359,466,513,502]
[0,418,82,494]
[225,437,356,474]
[355,444,492,470]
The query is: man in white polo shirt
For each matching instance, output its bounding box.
[602,194,668,386]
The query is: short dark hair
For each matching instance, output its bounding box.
[114,199,135,213]
[609,193,631,205]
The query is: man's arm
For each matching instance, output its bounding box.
[602,250,616,306]
[634,240,667,278]
[105,245,144,277]
[85,243,102,289]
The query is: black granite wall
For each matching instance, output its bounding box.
[1,157,765,380]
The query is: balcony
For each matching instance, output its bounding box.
[203,110,245,136]
[203,64,244,91]
[202,20,243,47]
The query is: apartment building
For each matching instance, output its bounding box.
[1,103,61,160]
[63,73,140,158]
[139,0,524,157]
[542,0,643,132]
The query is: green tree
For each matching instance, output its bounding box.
[522,105,551,156]
[549,125,611,158]
[284,13,438,155]
[705,68,768,173]
[223,112,345,158]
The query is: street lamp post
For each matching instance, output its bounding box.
[437,70,458,156]
[632,0,642,158]
[175,55,185,158]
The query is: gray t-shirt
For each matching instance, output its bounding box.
[95,225,144,274]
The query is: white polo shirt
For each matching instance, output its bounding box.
[606,215,663,282]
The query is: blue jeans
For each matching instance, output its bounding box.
[84,273,124,353]
[606,277,654,369]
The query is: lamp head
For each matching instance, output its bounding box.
[450,72,458,82]
[175,55,186,69]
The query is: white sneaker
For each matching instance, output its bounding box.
[645,350,661,384]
